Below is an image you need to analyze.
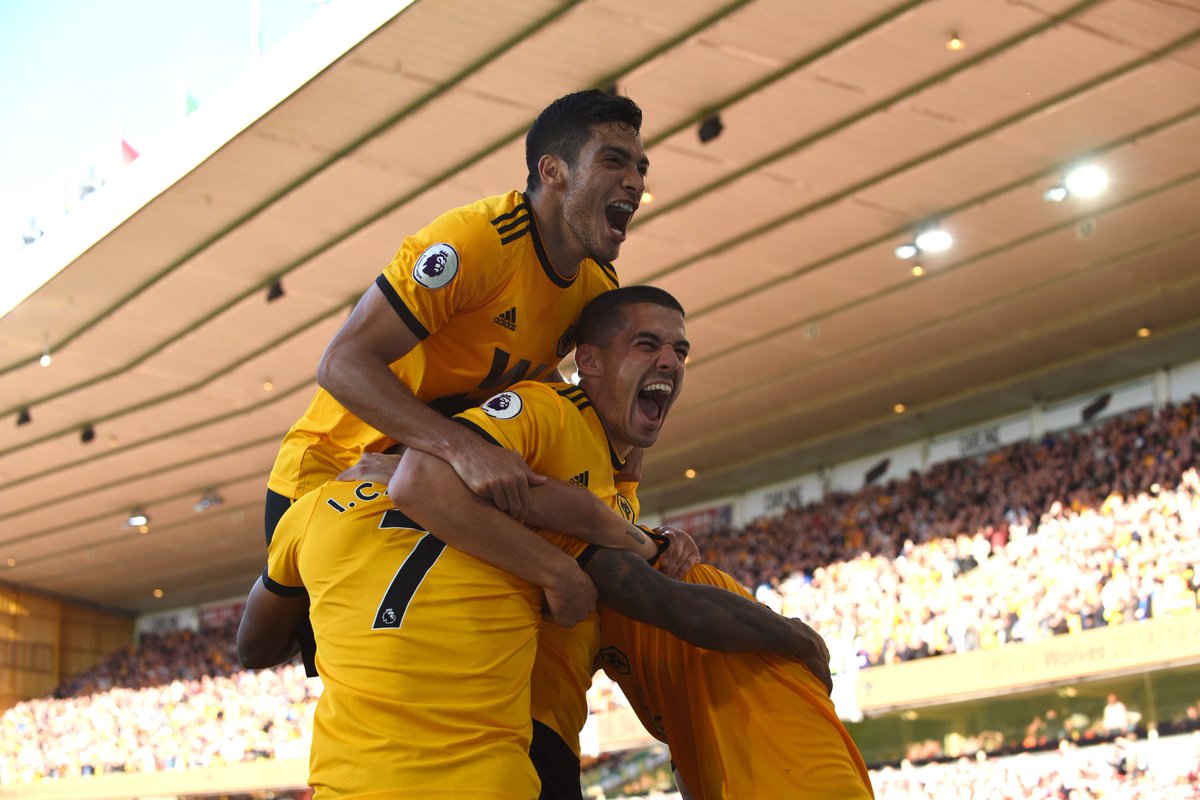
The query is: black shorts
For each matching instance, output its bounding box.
[264,488,293,545]
[529,720,582,800]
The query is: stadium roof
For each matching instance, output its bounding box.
[2,0,1199,613]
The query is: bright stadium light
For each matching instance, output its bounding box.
[1043,185,1069,203]
[1064,164,1108,198]
[914,227,953,253]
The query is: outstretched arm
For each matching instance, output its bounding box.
[585,549,832,692]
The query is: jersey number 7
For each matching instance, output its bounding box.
[372,510,447,630]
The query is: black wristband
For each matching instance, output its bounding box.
[577,544,601,570]
[644,526,671,566]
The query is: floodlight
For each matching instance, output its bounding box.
[1064,164,1108,198]
[914,228,952,253]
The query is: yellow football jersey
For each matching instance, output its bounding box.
[268,191,619,500]
[266,479,545,799]
[457,381,639,758]
[597,565,874,800]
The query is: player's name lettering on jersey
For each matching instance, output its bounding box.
[326,482,387,513]
[492,307,518,331]
[478,347,554,391]
[570,471,589,488]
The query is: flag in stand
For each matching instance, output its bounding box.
[121,139,140,165]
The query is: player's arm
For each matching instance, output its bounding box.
[524,478,657,560]
[317,285,543,520]
[525,489,700,577]
[336,452,658,561]
[237,576,308,669]
[584,549,834,692]
[651,525,701,579]
[389,448,596,627]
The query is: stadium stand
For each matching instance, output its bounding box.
[869,731,1200,799]
[0,623,312,783]
[589,731,1200,799]
[52,620,246,699]
[704,396,1200,670]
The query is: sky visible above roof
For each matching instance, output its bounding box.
[0,0,324,253]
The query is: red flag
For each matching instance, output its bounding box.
[121,139,140,165]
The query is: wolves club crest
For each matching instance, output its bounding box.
[599,646,631,675]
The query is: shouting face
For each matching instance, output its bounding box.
[579,302,688,453]
[559,122,649,264]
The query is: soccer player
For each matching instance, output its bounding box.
[238,469,659,798]
[391,286,839,798]
[596,567,875,799]
[238,287,683,798]
[263,89,650,673]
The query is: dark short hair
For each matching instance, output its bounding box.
[526,90,643,193]
[576,286,685,348]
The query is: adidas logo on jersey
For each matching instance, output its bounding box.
[570,471,589,488]
[493,307,517,331]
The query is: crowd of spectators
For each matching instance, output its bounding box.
[0,623,315,783]
[3,398,1198,792]
[705,398,1198,586]
[592,732,1200,799]
[705,398,1200,668]
[870,731,1200,799]
[898,691,1200,767]
[53,619,246,698]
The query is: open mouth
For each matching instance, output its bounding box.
[605,201,636,240]
[637,381,672,424]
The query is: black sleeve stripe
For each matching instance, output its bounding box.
[452,416,502,446]
[375,274,430,340]
[577,544,601,570]
[556,386,586,401]
[262,566,305,598]
[495,214,531,235]
[491,202,529,225]
[559,387,592,413]
[500,226,531,245]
